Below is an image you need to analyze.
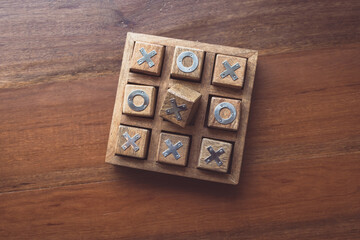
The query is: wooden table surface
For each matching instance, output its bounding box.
[1,1,359,239]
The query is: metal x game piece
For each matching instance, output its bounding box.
[165,98,187,121]
[121,132,141,152]
[162,139,183,160]
[205,146,225,166]
[220,60,241,81]
[137,48,157,68]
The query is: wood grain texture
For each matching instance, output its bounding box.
[123,84,157,117]
[1,0,360,239]
[212,54,247,89]
[197,138,233,173]
[115,125,150,159]
[1,0,359,89]
[208,97,242,131]
[130,42,165,76]
[160,83,202,127]
[157,132,190,166]
[170,47,205,81]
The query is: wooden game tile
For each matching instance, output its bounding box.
[207,97,241,131]
[115,125,150,159]
[130,41,165,76]
[157,132,190,166]
[212,54,247,89]
[170,46,205,82]
[159,84,201,128]
[122,84,157,118]
[197,138,233,173]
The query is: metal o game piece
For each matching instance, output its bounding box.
[176,51,199,73]
[127,90,149,112]
[214,102,237,125]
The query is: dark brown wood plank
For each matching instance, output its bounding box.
[1,0,359,87]
[0,74,116,192]
[1,0,360,238]
[0,153,359,239]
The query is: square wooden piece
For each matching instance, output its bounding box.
[122,84,157,117]
[159,84,201,128]
[212,54,247,89]
[170,46,205,82]
[207,97,241,131]
[157,132,190,166]
[197,138,233,173]
[105,33,258,185]
[115,125,150,159]
[130,41,165,76]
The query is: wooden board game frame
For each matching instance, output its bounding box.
[105,32,258,185]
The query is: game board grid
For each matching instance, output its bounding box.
[121,46,240,169]
[106,33,257,184]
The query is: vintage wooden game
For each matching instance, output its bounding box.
[105,32,258,184]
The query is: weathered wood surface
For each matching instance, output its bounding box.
[0,0,359,239]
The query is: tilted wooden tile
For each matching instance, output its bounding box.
[197,138,233,173]
[212,54,247,89]
[170,46,205,82]
[159,84,201,128]
[122,84,157,117]
[115,125,150,159]
[130,41,165,76]
[207,97,241,131]
[157,132,190,166]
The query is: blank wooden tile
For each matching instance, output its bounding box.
[197,138,232,173]
[212,54,247,89]
[157,132,190,166]
[207,97,241,131]
[159,84,201,128]
[122,84,157,117]
[115,125,150,159]
[130,41,165,76]
[170,46,205,82]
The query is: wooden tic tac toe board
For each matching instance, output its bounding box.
[105,32,258,185]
